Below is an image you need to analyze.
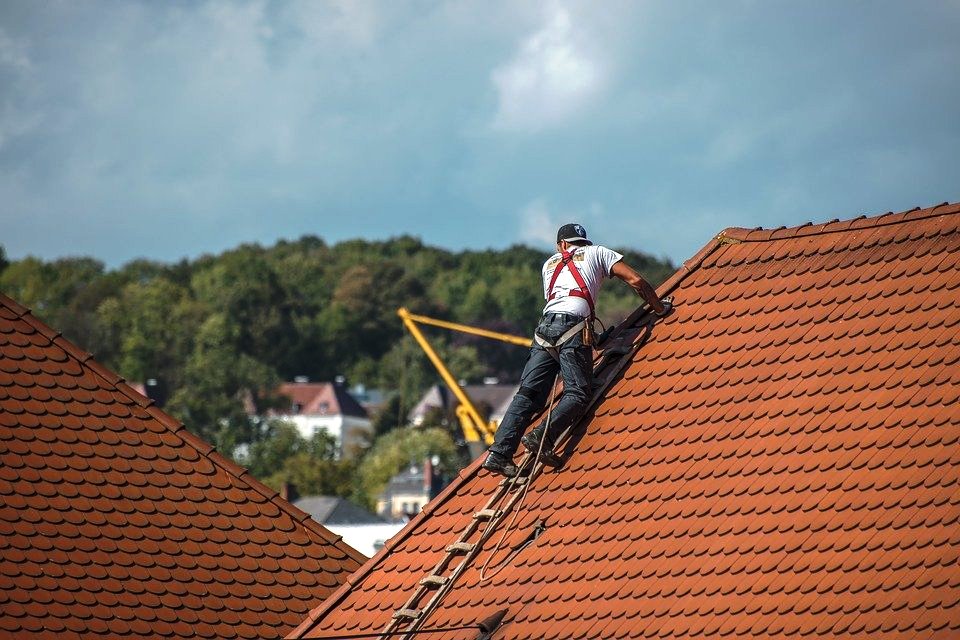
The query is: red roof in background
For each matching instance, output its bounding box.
[290,202,960,639]
[0,294,366,639]
[274,382,368,418]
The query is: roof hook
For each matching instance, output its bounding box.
[476,608,509,639]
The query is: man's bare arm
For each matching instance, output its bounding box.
[611,260,666,315]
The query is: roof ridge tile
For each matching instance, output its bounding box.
[719,201,959,244]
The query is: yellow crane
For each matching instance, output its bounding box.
[397,307,530,451]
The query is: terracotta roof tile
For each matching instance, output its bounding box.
[0,293,366,639]
[288,202,960,639]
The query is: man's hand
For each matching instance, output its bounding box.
[655,296,674,317]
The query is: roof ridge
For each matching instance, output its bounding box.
[0,292,367,567]
[719,201,959,243]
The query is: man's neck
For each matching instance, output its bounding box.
[558,241,584,253]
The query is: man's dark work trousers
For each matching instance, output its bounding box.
[489,313,592,458]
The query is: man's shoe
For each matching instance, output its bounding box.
[520,429,543,452]
[538,448,563,468]
[482,452,518,478]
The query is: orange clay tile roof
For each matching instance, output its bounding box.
[0,293,366,639]
[289,202,960,640]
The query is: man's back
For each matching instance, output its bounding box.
[541,244,623,317]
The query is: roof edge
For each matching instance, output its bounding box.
[718,201,958,244]
[287,459,479,638]
[0,292,367,569]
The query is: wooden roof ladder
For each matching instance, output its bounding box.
[381,309,657,639]
[380,461,541,639]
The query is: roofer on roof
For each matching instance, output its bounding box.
[482,223,671,477]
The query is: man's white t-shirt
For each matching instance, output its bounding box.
[541,244,624,317]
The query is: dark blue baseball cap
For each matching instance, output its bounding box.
[556,223,591,245]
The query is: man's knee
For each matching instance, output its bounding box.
[505,385,540,416]
[517,385,540,402]
[562,384,589,407]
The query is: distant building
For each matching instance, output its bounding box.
[407,382,518,458]
[348,382,390,418]
[293,495,387,526]
[292,493,404,558]
[408,382,517,428]
[264,379,372,458]
[376,457,445,521]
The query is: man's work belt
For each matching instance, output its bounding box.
[533,314,588,360]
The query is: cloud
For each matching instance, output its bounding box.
[1,2,957,268]
[518,198,606,247]
[284,0,381,48]
[490,3,605,132]
[518,198,559,246]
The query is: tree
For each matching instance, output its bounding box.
[265,451,356,498]
[190,247,296,372]
[0,234,677,505]
[0,256,110,350]
[97,278,200,393]
[371,394,404,438]
[165,313,280,452]
[235,419,304,480]
[353,426,459,509]
[236,420,357,498]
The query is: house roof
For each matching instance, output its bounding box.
[274,382,368,418]
[289,202,960,639]
[293,496,386,525]
[408,383,518,423]
[0,293,366,639]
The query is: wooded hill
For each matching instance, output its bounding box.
[0,239,674,505]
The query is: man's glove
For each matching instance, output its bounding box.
[655,296,674,317]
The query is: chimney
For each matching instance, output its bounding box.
[279,482,298,503]
[423,457,432,495]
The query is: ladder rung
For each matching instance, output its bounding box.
[420,575,448,588]
[446,542,475,553]
[393,609,421,620]
[473,508,501,520]
[501,475,527,487]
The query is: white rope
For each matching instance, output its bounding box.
[478,373,559,582]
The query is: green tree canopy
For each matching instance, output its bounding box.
[0,233,675,500]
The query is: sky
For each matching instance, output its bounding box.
[1,0,958,269]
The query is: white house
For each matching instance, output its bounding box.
[268,380,372,458]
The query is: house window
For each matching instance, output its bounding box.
[292,402,302,414]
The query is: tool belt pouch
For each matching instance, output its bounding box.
[582,321,595,346]
[535,318,562,346]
